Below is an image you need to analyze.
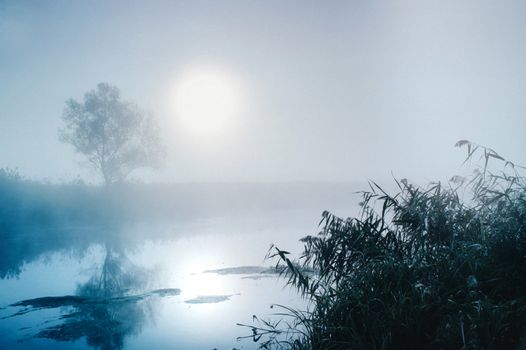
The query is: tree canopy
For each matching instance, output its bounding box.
[59,83,164,184]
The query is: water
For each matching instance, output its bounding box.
[0,181,363,349]
[0,211,322,350]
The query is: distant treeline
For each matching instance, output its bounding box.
[0,168,362,230]
[0,168,361,278]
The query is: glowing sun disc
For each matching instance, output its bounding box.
[174,69,240,135]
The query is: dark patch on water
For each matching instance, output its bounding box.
[4,289,181,318]
[203,266,278,275]
[6,288,181,348]
[203,265,280,280]
[204,265,315,280]
[184,294,237,304]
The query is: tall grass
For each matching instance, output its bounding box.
[243,141,526,349]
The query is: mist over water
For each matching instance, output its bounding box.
[0,181,360,349]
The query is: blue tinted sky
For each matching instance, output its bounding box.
[1,0,525,183]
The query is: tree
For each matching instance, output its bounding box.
[59,83,164,185]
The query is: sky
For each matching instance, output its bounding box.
[1,0,526,184]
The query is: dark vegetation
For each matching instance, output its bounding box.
[243,141,526,350]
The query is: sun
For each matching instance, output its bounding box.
[174,68,241,136]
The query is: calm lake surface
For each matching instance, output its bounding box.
[0,200,356,349]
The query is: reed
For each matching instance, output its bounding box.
[243,141,526,349]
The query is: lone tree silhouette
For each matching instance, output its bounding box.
[59,83,164,184]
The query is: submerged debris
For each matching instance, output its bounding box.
[4,287,181,348]
[203,265,279,275]
[6,288,181,314]
[184,294,237,304]
[204,265,315,280]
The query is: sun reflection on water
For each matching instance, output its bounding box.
[179,265,228,299]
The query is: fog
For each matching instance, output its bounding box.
[1,1,526,349]
[2,0,526,184]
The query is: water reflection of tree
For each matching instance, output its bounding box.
[35,247,154,350]
[80,247,148,297]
